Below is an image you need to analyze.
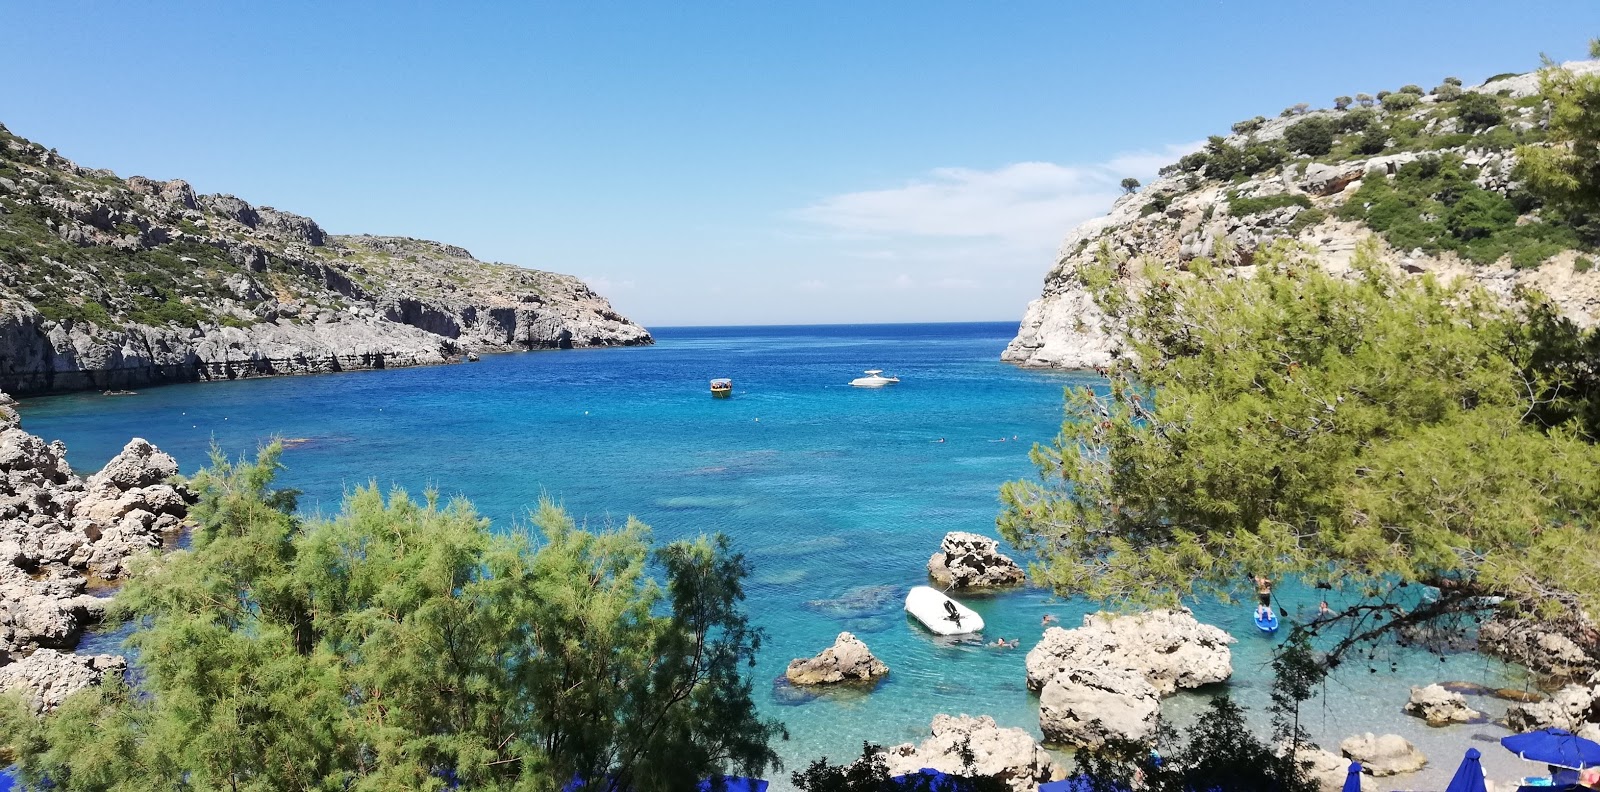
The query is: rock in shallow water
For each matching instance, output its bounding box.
[1404,683,1483,726]
[1026,608,1234,695]
[927,531,1025,589]
[786,631,888,686]
[1038,666,1159,748]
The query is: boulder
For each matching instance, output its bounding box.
[1506,677,1600,733]
[785,632,889,685]
[1026,609,1234,695]
[927,531,1025,589]
[0,649,125,713]
[1282,742,1372,792]
[881,714,1064,792]
[86,438,178,490]
[1479,610,1598,680]
[1404,684,1484,726]
[1338,733,1426,777]
[1038,666,1159,748]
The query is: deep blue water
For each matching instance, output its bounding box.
[18,323,1536,787]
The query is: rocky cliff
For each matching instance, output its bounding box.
[1005,61,1600,369]
[0,123,652,396]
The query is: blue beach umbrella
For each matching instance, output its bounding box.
[1341,761,1363,792]
[1501,728,1600,769]
[1445,748,1487,792]
[890,768,963,791]
[696,777,769,792]
[1039,775,1131,792]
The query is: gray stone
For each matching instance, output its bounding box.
[927,531,1025,589]
[785,632,889,685]
[1338,733,1427,777]
[881,714,1065,792]
[1404,683,1483,726]
[0,649,125,713]
[1026,609,1234,695]
[1038,666,1160,748]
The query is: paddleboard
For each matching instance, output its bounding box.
[1255,607,1280,634]
[906,585,984,636]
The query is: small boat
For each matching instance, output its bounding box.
[710,378,733,398]
[1255,606,1280,634]
[905,585,983,636]
[849,369,900,388]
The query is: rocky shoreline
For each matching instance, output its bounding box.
[0,122,653,397]
[0,391,191,710]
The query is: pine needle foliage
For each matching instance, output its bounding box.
[998,240,1600,614]
[0,443,784,791]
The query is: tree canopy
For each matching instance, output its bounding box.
[0,444,784,791]
[1516,41,1600,232]
[997,241,1600,618]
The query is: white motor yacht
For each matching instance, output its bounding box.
[849,369,900,388]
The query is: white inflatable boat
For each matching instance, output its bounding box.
[905,585,984,636]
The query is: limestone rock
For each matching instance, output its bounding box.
[881,714,1064,792]
[0,649,125,713]
[0,128,652,398]
[1404,684,1483,726]
[1506,677,1600,733]
[927,531,1025,589]
[1338,733,1426,777]
[1004,61,1600,372]
[785,632,888,686]
[86,438,178,490]
[1479,609,1598,680]
[1026,609,1234,695]
[1038,666,1159,748]
[1282,742,1372,792]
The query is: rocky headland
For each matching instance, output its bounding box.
[0,393,189,710]
[1003,61,1600,371]
[0,122,651,396]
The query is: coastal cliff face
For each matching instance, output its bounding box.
[1005,61,1600,369]
[0,123,652,396]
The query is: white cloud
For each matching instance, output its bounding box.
[795,142,1203,249]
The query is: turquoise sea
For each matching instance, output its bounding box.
[19,323,1542,788]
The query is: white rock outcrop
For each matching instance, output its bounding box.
[927,531,1025,589]
[1026,609,1234,695]
[1339,733,1427,777]
[785,631,889,686]
[0,398,193,709]
[881,714,1064,792]
[1404,684,1483,726]
[1506,675,1600,737]
[1038,666,1160,748]
[1003,62,1600,372]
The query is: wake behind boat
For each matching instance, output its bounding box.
[849,369,900,388]
[905,585,983,636]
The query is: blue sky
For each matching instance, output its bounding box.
[3,2,1595,326]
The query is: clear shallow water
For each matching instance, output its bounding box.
[21,323,1541,789]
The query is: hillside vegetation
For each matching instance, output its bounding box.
[1005,57,1600,371]
[0,123,651,395]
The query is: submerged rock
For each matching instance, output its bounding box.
[802,584,903,621]
[785,632,888,686]
[1338,733,1426,777]
[1038,666,1159,748]
[926,531,1025,589]
[1026,608,1234,695]
[881,714,1064,792]
[1404,684,1483,726]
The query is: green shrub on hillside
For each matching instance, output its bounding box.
[1577,255,1596,273]
[1433,83,1463,101]
[1399,84,1426,96]
[1381,92,1421,111]
[1227,191,1313,216]
[1354,123,1390,155]
[1284,117,1337,155]
[1340,154,1581,265]
[1457,92,1505,131]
